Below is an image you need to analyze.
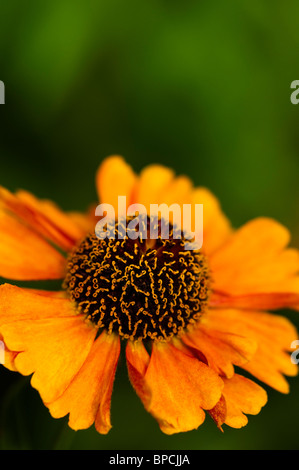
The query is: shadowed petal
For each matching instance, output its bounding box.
[126,339,223,434]
[205,308,298,393]
[0,210,66,280]
[47,331,120,434]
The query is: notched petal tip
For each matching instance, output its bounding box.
[47,330,120,434]
[222,374,268,429]
[127,339,224,434]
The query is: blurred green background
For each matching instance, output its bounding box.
[1,0,299,450]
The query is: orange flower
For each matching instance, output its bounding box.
[0,155,298,434]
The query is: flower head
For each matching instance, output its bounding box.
[0,155,298,434]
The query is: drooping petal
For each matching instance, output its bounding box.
[47,331,120,434]
[1,315,97,404]
[126,339,223,434]
[0,285,77,371]
[222,374,268,428]
[0,211,66,280]
[0,187,86,252]
[205,308,298,393]
[0,285,97,402]
[182,324,257,378]
[126,340,151,405]
[0,284,74,324]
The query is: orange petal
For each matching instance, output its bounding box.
[205,308,298,393]
[210,291,299,311]
[21,288,67,298]
[182,325,257,378]
[16,189,87,248]
[0,332,18,371]
[67,206,98,234]
[158,175,194,227]
[96,156,137,213]
[222,374,267,428]
[0,208,67,280]
[1,315,96,403]
[0,284,86,374]
[192,188,232,255]
[134,165,198,230]
[126,339,223,434]
[126,340,151,405]
[133,164,175,212]
[0,284,75,324]
[0,187,86,251]
[0,285,97,402]
[210,217,299,298]
[47,331,120,434]
[159,175,193,206]
[1,349,18,371]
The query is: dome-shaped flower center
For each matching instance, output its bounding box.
[64,217,210,342]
